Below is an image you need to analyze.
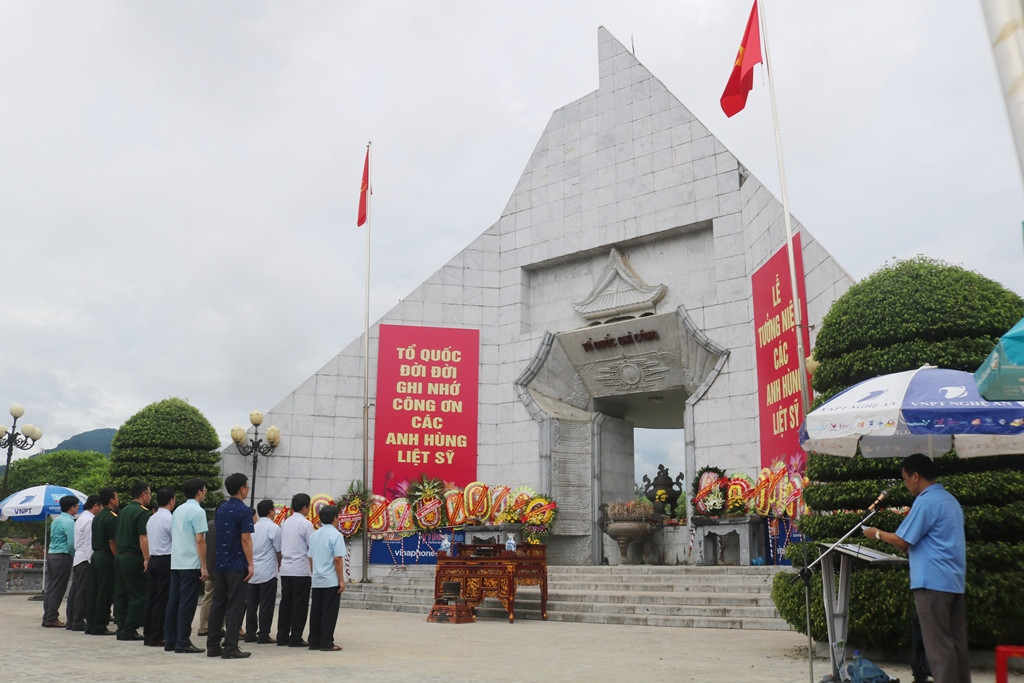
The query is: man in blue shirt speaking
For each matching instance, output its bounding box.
[864,453,970,683]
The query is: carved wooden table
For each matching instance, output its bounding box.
[428,543,548,624]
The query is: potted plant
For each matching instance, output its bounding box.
[598,499,663,564]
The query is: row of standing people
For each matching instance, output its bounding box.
[43,472,347,659]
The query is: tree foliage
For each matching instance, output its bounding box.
[109,397,223,507]
[774,257,1024,650]
[4,449,110,496]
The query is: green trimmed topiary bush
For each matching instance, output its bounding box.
[774,257,1024,650]
[109,397,223,508]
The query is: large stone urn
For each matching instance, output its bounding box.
[598,503,662,565]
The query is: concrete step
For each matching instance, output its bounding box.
[342,564,793,631]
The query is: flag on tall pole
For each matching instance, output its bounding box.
[357,145,371,227]
[357,141,373,582]
[720,0,763,118]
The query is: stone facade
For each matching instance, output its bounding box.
[222,28,853,566]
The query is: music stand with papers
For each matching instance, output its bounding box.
[816,542,908,681]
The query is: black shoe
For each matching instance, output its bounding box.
[117,632,145,641]
[91,629,116,636]
[276,638,289,647]
[176,645,203,654]
[307,644,319,650]
[206,647,223,657]
[257,636,276,644]
[70,625,86,632]
[289,639,309,648]
[164,645,176,652]
[244,637,257,643]
[222,649,251,659]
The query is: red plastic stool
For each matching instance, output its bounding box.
[996,645,1024,683]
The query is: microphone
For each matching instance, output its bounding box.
[866,489,889,512]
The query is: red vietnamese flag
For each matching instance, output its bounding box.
[357,147,370,227]
[720,0,763,118]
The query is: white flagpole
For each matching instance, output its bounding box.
[758,5,813,683]
[759,2,810,417]
[360,141,372,583]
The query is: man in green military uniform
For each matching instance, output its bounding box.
[114,481,151,641]
[85,488,119,635]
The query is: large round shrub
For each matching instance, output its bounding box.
[109,397,223,507]
[811,256,1023,402]
[777,258,1024,650]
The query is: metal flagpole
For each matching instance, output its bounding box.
[758,4,813,682]
[758,2,810,418]
[360,141,372,583]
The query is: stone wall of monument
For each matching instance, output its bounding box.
[224,28,853,531]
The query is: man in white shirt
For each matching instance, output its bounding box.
[66,494,101,632]
[244,499,282,644]
[143,486,175,647]
[275,493,313,647]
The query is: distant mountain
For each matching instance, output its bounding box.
[50,428,116,455]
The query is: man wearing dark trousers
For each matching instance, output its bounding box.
[206,473,254,659]
[143,486,174,646]
[114,481,151,641]
[306,505,346,651]
[276,492,314,648]
[245,498,281,644]
[67,494,101,632]
[41,495,79,628]
[85,488,119,636]
[164,478,208,654]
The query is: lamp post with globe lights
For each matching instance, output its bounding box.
[0,404,43,499]
[230,410,281,509]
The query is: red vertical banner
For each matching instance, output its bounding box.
[372,324,479,497]
[752,234,812,469]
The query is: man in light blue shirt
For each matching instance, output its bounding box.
[42,495,80,627]
[244,499,281,644]
[164,478,208,654]
[306,505,346,652]
[865,453,970,683]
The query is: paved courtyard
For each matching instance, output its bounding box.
[2,594,1019,682]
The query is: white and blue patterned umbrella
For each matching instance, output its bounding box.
[800,366,1024,458]
[0,483,87,521]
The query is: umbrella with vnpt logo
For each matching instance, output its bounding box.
[0,483,87,521]
[976,315,1024,401]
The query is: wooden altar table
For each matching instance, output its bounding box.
[427,543,548,624]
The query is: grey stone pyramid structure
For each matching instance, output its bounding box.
[223,28,852,566]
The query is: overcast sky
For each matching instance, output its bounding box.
[2,2,1021,482]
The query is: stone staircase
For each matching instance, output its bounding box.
[342,564,794,630]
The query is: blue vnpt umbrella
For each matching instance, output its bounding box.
[976,315,1024,401]
[0,483,88,594]
[800,365,1024,458]
[0,483,87,521]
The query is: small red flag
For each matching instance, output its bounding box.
[720,0,763,118]
[357,147,370,227]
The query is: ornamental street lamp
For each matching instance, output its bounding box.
[0,404,43,499]
[230,410,281,509]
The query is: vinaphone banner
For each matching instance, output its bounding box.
[372,324,480,497]
[751,234,812,469]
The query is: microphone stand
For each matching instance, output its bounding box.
[797,507,881,683]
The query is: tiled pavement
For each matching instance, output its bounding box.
[1,594,1017,682]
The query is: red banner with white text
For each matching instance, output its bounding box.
[752,234,812,470]
[372,324,479,498]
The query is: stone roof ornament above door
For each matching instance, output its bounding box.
[572,248,667,324]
